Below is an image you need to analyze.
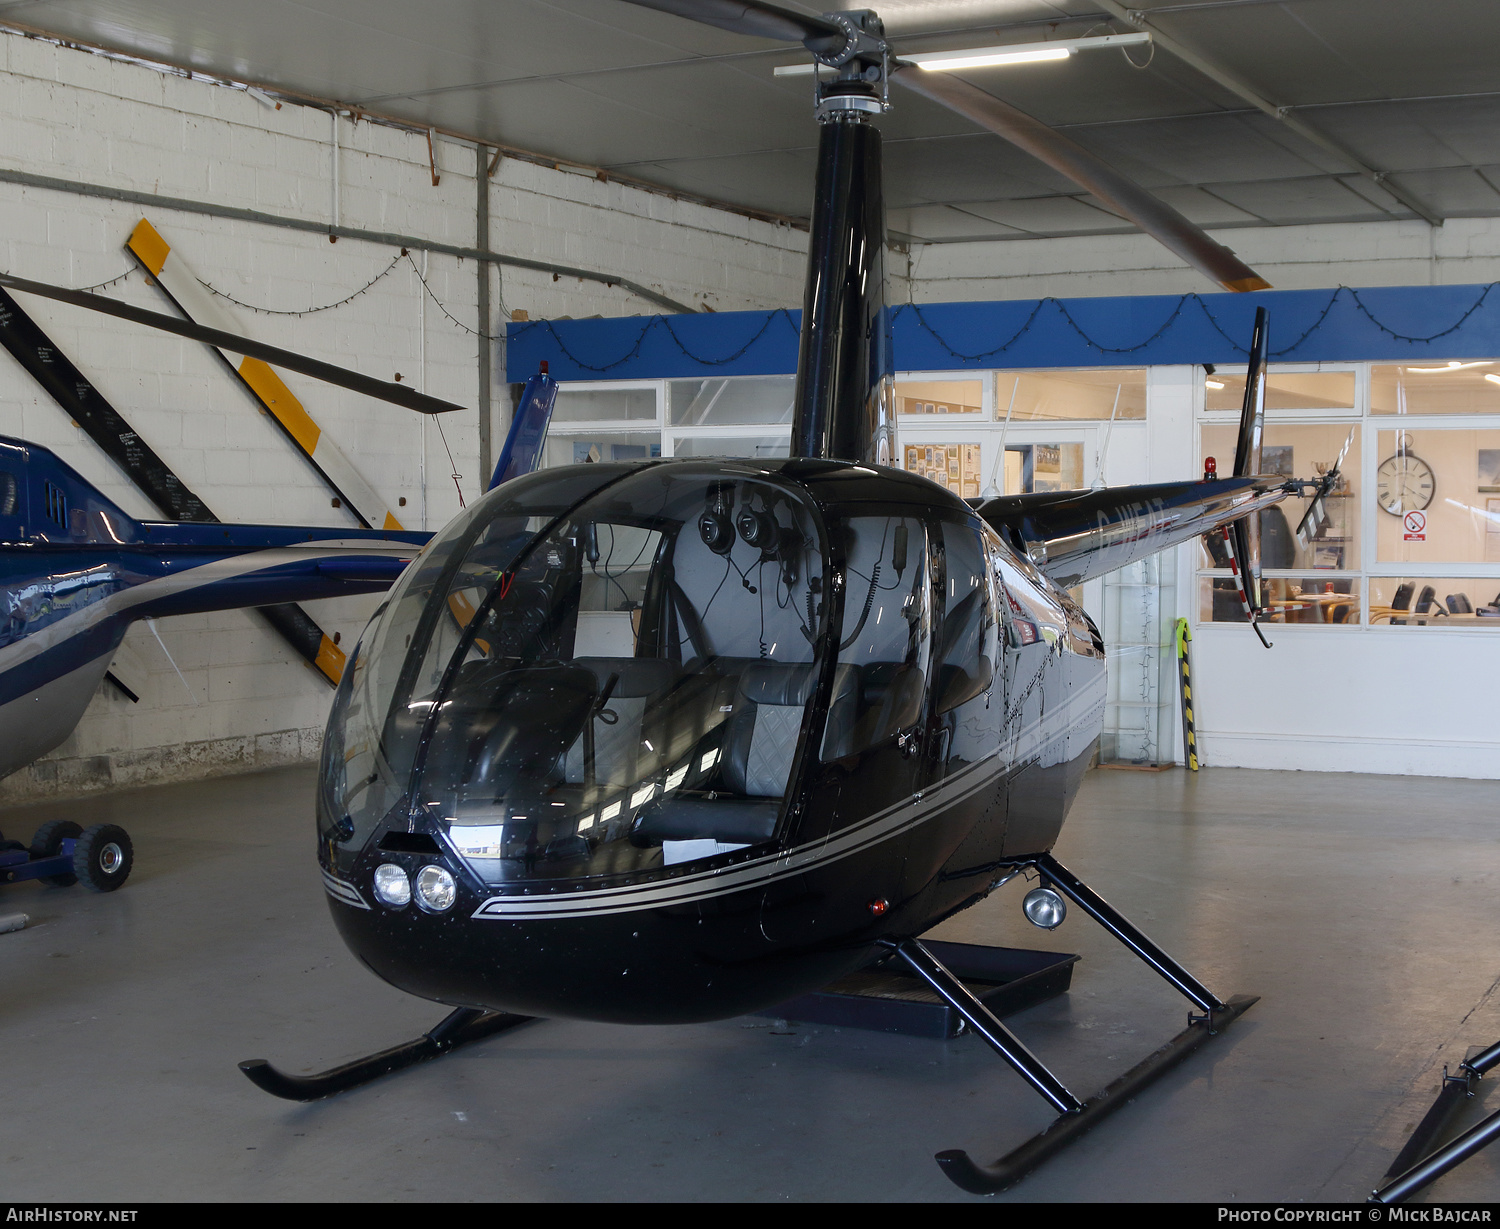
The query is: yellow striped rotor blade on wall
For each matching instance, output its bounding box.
[127,218,407,532]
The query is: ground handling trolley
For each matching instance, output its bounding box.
[0,821,133,892]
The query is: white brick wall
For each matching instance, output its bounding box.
[0,30,807,800]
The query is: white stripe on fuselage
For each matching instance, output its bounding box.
[0,539,417,679]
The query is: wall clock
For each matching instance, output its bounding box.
[1376,452,1435,515]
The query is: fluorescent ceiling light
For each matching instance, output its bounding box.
[1407,360,1494,372]
[918,46,1070,71]
[773,31,1148,77]
[1483,373,1500,386]
[1205,380,1225,390]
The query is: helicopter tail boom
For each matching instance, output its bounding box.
[975,474,1289,590]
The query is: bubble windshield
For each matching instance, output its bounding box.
[326,464,831,886]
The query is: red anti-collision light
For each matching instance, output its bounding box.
[1204,456,1218,479]
[868,898,889,916]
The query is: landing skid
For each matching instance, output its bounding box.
[886,851,1258,1194]
[239,1006,534,1101]
[1370,1037,1500,1205]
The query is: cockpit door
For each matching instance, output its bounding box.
[930,519,1004,783]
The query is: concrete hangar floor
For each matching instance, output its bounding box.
[1,764,1497,1203]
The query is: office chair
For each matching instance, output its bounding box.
[1414,585,1445,615]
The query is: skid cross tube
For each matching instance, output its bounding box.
[239,1007,533,1101]
[890,937,1082,1114]
[1033,852,1224,1014]
[912,854,1256,1193]
[1372,1036,1500,1204]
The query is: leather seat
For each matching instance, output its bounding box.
[721,663,815,798]
[564,657,680,786]
[632,661,815,849]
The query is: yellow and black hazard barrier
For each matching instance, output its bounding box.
[1175,617,1199,771]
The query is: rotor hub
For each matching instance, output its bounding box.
[813,9,885,68]
[811,10,888,122]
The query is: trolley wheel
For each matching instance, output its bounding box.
[30,820,83,886]
[73,824,132,893]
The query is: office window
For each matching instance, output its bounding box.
[1200,424,1362,571]
[895,378,984,417]
[1374,429,1500,564]
[553,386,657,422]
[1370,577,1500,625]
[1371,362,1500,415]
[997,369,1145,421]
[668,377,794,427]
[1205,369,1355,413]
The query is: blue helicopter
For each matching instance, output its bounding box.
[0,271,561,787]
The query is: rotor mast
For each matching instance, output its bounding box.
[790,10,895,467]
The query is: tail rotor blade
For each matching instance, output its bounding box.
[1330,425,1355,480]
[1227,306,1271,645]
[889,64,1270,293]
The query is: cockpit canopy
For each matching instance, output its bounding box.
[324,463,842,883]
[321,460,1024,892]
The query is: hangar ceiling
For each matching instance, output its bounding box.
[5,0,1500,246]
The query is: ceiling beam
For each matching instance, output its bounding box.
[1094,0,1445,226]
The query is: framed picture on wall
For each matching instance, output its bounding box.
[1262,445,1294,477]
[1478,449,1500,493]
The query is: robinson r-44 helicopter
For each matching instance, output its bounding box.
[1,0,1349,1194]
[221,0,1352,1194]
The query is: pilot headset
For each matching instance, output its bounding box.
[697,482,736,556]
[734,500,779,552]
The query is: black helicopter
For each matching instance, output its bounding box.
[0,0,1339,1193]
[220,1,1349,1194]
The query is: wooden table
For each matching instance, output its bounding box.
[1268,593,1355,623]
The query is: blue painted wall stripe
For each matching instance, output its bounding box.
[506,284,1500,382]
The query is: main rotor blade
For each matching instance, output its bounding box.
[890,64,1270,293]
[617,0,844,50]
[0,273,464,415]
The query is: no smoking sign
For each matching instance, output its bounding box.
[1403,510,1426,541]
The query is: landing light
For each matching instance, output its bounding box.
[1022,886,1067,930]
[415,865,456,912]
[373,863,411,907]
